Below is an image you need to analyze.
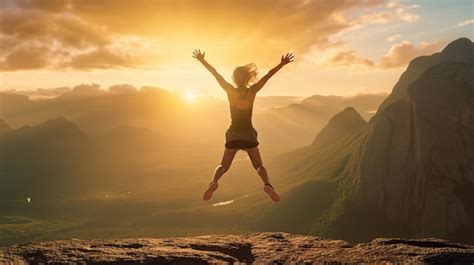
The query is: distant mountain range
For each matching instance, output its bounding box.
[263,37,474,244]
[0,87,386,154]
[254,93,385,153]
[0,117,97,200]
[0,119,11,135]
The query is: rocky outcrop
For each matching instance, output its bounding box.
[357,62,474,241]
[312,107,366,148]
[269,38,474,244]
[327,39,474,242]
[1,232,473,264]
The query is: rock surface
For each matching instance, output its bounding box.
[1,232,474,264]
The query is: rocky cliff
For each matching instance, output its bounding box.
[356,61,474,241]
[266,38,474,244]
[1,232,474,264]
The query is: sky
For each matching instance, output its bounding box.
[0,0,473,99]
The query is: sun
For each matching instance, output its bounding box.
[184,91,197,103]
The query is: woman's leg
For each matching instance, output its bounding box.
[204,148,238,201]
[246,146,280,202]
[212,148,238,182]
[245,146,270,184]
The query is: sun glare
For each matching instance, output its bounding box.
[184,91,197,102]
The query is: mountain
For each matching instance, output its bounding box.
[253,96,302,110]
[94,126,163,153]
[350,61,474,242]
[5,117,87,144]
[0,86,183,133]
[379,37,474,110]
[2,232,473,263]
[0,117,98,200]
[263,38,474,243]
[0,93,34,118]
[254,93,386,153]
[300,93,386,120]
[312,107,366,148]
[0,119,11,135]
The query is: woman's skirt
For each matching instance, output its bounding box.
[225,125,259,150]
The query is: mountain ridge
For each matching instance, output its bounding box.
[0,119,11,135]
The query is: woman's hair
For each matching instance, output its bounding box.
[232,63,258,87]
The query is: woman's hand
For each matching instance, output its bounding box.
[281,53,294,65]
[192,49,206,62]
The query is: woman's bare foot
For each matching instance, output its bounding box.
[203,181,219,201]
[264,183,280,202]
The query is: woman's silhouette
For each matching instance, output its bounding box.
[192,49,294,202]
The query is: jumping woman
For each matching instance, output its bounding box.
[192,49,294,202]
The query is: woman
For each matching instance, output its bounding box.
[192,49,294,202]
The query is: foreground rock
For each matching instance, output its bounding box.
[1,232,474,264]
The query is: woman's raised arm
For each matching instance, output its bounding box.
[192,49,233,91]
[251,53,294,93]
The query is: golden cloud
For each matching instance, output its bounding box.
[322,39,447,71]
[1,0,423,71]
[378,39,448,68]
[60,48,137,70]
[323,50,375,70]
[4,87,72,100]
[0,45,50,70]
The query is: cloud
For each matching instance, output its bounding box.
[347,0,420,29]
[0,45,50,70]
[352,11,394,25]
[378,39,447,68]
[323,50,375,70]
[0,9,108,47]
[0,0,424,71]
[61,48,137,70]
[386,1,420,22]
[5,83,137,99]
[108,84,138,94]
[386,34,401,42]
[322,39,447,70]
[457,19,474,28]
[64,0,391,67]
[0,35,20,52]
[15,0,72,12]
[0,0,387,70]
[54,83,108,98]
[0,9,148,70]
[4,87,72,99]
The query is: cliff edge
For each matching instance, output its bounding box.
[1,232,474,264]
